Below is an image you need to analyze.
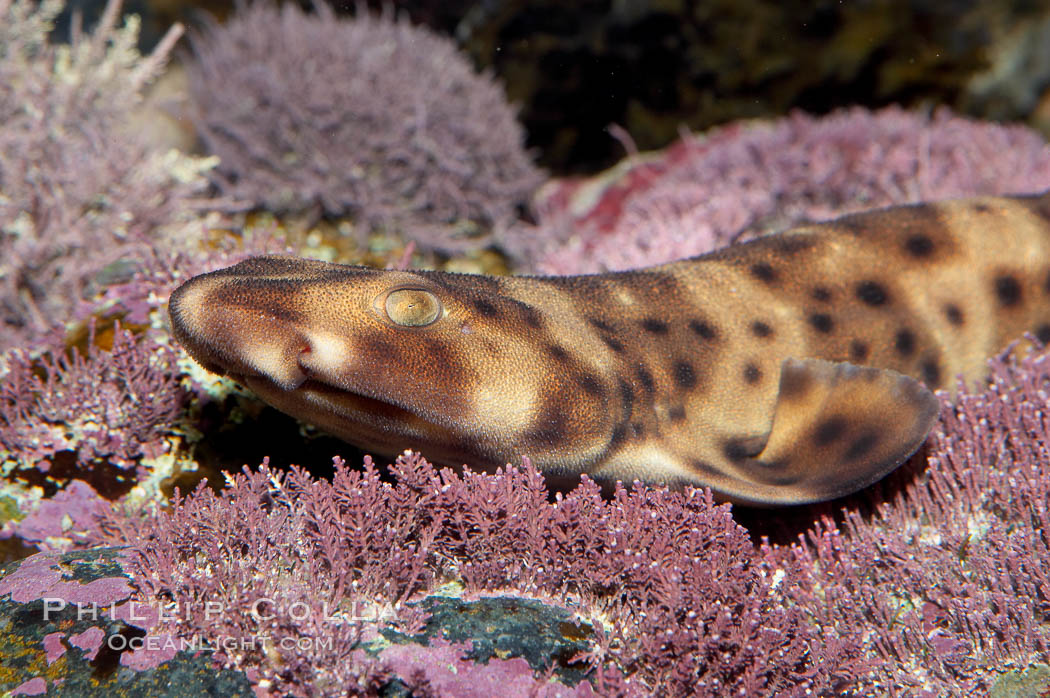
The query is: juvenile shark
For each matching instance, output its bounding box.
[169,192,1050,505]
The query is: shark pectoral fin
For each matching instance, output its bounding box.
[729,357,940,505]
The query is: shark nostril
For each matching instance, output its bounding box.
[296,343,313,372]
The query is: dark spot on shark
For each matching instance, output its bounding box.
[723,440,751,463]
[814,416,846,446]
[751,320,774,338]
[844,432,879,461]
[547,344,570,362]
[577,373,605,396]
[944,303,964,326]
[856,281,889,306]
[690,319,718,340]
[904,233,934,257]
[517,302,543,329]
[641,318,669,334]
[618,378,634,413]
[722,434,766,463]
[473,298,500,317]
[809,313,834,333]
[636,365,656,394]
[895,329,916,356]
[744,363,762,384]
[750,263,777,283]
[920,357,941,388]
[995,274,1022,307]
[227,295,306,326]
[674,361,697,389]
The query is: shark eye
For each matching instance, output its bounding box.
[383,288,442,327]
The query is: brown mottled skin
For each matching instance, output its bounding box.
[169,192,1050,505]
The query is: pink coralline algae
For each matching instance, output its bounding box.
[517,106,1050,273]
[0,0,216,350]
[376,638,594,697]
[2,480,110,548]
[186,2,544,250]
[10,677,46,696]
[41,632,65,664]
[0,323,186,473]
[0,321,196,553]
[89,454,840,696]
[67,626,105,661]
[0,548,131,606]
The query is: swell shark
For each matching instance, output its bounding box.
[169,192,1050,504]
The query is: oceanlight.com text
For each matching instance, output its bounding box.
[106,633,337,654]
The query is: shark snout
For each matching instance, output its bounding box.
[168,275,315,390]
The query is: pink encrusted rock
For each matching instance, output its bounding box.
[81,382,1050,697]
[117,633,180,671]
[5,481,110,548]
[68,627,105,661]
[0,550,131,606]
[377,638,593,697]
[10,677,47,696]
[42,632,66,664]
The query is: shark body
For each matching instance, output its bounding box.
[169,192,1050,505]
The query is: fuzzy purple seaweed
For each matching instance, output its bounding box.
[185,2,544,252]
[519,106,1050,273]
